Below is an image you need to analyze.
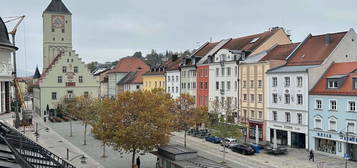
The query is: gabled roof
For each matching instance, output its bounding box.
[43,0,72,15]
[33,66,41,79]
[166,56,184,71]
[267,65,318,73]
[260,43,300,61]
[286,31,347,66]
[310,62,357,96]
[41,53,63,79]
[0,17,17,50]
[108,57,149,74]
[194,42,219,57]
[221,29,280,52]
[117,72,136,85]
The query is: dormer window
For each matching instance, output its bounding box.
[328,80,338,88]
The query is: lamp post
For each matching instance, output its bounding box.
[67,148,87,164]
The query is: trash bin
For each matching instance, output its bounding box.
[252,144,260,153]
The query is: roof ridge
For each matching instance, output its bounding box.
[311,31,348,37]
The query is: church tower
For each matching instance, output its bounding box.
[43,0,72,72]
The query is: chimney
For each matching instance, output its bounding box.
[172,54,178,61]
[324,34,331,45]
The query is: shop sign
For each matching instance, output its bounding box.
[273,124,283,128]
[317,132,332,138]
[340,136,357,143]
[284,125,293,129]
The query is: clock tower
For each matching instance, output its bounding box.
[43,0,72,71]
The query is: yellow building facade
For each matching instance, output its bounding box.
[142,74,165,91]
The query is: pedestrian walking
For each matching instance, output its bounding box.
[309,150,314,162]
[136,156,141,168]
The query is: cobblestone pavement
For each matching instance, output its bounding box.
[172,132,357,168]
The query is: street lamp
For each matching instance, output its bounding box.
[339,126,350,168]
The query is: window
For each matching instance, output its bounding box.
[51,92,57,100]
[84,91,89,98]
[250,80,254,88]
[315,118,322,129]
[216,68,219,76]
[221,82,225,90]
[176,76,178,82]
[176,87,178,93]
[316,100,322,109]
[204,82,208,89]
[272,77,277,87]
[272,94,277,103]
[200,82,203,89]
[67,59,69,63]
[53,37,55,41]
[285,112,291,123]
[79,76,83,83]
[193,82,196,89]
[235,81,238,90]
[285,94,290,104]
[137,85,140,89]
[251,110,255,118]
[221,97,225,107]
[227,81,231,90]
[234,97,238,107]
[168,87,171,92]
[188,82,191,89]
[297,94,303,105]
[74,66,78,73]
[349,101,356,111]
[221,68,225,76]
[297,113,302,125]
[62,66,67,73]
[272,111,277,121]
[71,59,73,62]
[250,94,254,102]
[200,69,203,77]
[258,94,263,103]
[243,94,247,102]
[52,28,55,32]
[57,76,62,83]
[62,29,65,33]
[243,81,246,88]
[347,122,355,134]
[227,67,231,76]
[235,66,238,76]
[285,77,290,87]
[258,111,263,119]
[297,77,303,87]
[200,96,203,105]
[216,82,219,90]
[61,38,64,41]
[330,100,337,110]
[328,80,338,88]
[258,80,262,88]
[168,76,170,82]
[329,119,336,131]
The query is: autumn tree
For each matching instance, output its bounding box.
[107,90,175,168]
[208,99,221,126]
[175,93,208,147]
[91,98,114,158]
[58,97,78,137]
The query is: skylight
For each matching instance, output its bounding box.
[250,37,259,43]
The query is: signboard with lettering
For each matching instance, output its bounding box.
[66,82,76,87]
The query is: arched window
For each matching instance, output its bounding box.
[315,116,322,129]
[328,117,337,131]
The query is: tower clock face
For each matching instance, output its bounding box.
[51,15,65,28]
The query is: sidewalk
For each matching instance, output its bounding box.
[0,112,103,168]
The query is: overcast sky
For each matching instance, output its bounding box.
[2,0,357,76]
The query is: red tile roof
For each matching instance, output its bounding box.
[40,53,63,79]
[166,56,183,71]
[108,57,150,73]
[128,70,147,84]
[221,29,279,52]
[286,32,347,66]
[260,43,300,61]
[310,62,357,96]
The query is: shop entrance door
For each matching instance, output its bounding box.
[270,129,288,146]
[349,144,357,161]
[291,132,306,148]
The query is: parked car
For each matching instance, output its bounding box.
[231,144,255,155]
[221,138,238,148]
[205,136,222,143]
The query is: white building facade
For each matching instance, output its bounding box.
[166,70,180,99]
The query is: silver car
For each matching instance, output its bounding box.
[221,138,238,148]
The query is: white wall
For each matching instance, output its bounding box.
[166,70,180,99]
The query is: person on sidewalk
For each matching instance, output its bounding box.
[136,156,141,168]
[309,150,314,162]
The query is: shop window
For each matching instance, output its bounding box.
[317,139,336,154]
